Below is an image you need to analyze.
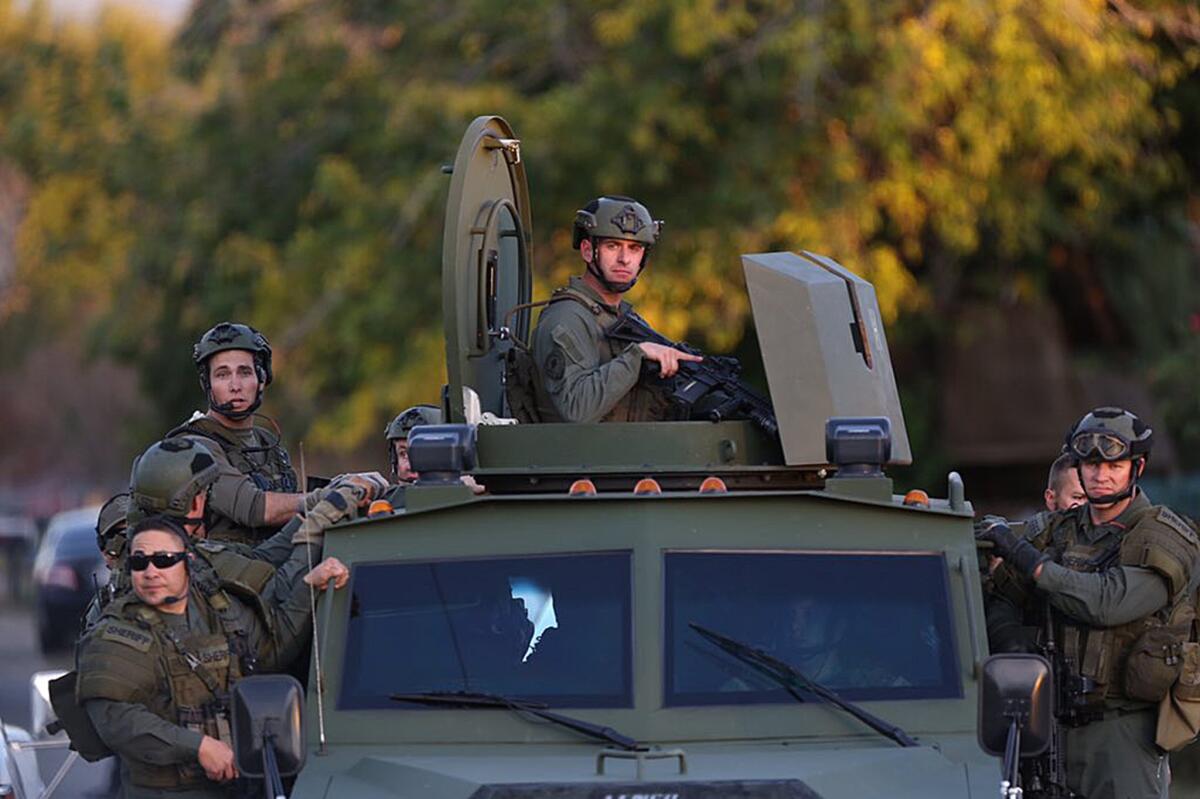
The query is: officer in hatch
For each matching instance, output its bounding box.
[167,322,385,544]
[383,405,483,505]
[75,515,348,797]
[386,405,443,484]
[979,407,1200,799]
[531,196,701,423]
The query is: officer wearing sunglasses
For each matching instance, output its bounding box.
[979,407,1200,799]
[124,436,375,615]
[67,516,348,797]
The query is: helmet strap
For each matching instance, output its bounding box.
[585,237,644,293]
[206,385,264,422]
[1077,457,1143,507]
[201,354,267,421]
[179,514,206,538]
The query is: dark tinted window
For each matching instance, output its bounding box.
[665,551,961,705]
[339,551,632,709]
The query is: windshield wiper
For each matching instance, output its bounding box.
[389,690,640,751]
[688,623,919,748]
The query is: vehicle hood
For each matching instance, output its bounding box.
[295,740,975,799]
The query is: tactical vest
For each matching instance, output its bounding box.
[168,415,298,493]
[517,284,672,423]
[1035,500,1199,710]
[73,552,277,790]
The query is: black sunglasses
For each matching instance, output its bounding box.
[128,551,188,572]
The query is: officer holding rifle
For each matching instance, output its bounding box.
[979,407,1200,799]
[531,196,700,423]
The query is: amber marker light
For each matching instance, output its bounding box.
[568,479,598,496]
[903,489,931,508]
[367,499,394,517]
[698,476,728,494]
[633,478,663,495]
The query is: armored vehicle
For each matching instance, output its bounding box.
[234,116,1022,798]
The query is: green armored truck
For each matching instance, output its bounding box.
[227,116,1039,799]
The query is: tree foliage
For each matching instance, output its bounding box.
[1,0,1198,475]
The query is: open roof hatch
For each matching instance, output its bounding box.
[441,116,533,423]
[743,251,912,467]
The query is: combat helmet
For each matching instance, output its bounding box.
[96,492,130,558]
[193,322,273,420]
[1064,406,1153,504]
[386,405,443,477]
[572,196,663,292]
[130,438,221,523]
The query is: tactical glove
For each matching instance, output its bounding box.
[974,515,1049,578]
[327,472,390,506]
[292,486,360,546]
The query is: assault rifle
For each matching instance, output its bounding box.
[1022,607,1074,798]
[1021,543,1119,797]
[605,312,778,437]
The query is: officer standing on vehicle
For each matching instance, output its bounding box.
[75,515,348,797]
[979,407,1200,799]
[530,197,701,423]
[168,322,385,544]
[167,322,299,543]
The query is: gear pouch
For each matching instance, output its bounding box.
[1156,642,1200,750]
[1125,625,1187,702]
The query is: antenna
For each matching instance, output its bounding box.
[300,442,329,755]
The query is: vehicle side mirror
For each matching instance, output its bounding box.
[978,653,1053,757]
[231,675,306,783]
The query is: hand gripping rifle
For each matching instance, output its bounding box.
[1022,543,1120,798]
[605,311,779,437]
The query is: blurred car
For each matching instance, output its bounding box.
[0,512,37,603]
[31,506,107,654]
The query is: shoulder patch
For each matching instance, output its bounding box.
[544,351,566,380]
[1157,507,1199,546]
[99,622,153,652]
[195,540,226,553]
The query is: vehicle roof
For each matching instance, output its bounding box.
[46,505,100,535]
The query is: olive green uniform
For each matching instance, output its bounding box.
[167,414,298,544]
[76,551,313,798]
[80,520,316,637]
[531,276,670,423]
[986,491,1200,799]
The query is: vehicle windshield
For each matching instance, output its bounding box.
[665,550,961,705]
[339,551,632,709]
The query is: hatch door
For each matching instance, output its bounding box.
[441,116,533,422]
[743,251,912,466]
